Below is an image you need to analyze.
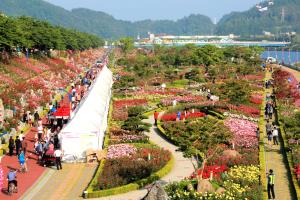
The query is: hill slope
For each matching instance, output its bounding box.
[0,0,215,39]
[216,0,300,36]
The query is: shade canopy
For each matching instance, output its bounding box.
[60,65,113,161]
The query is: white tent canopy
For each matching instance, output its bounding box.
[60,65,113,161]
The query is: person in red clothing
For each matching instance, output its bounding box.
[154,111,159,126]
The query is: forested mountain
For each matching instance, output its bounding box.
[216,0,300,36]
[1,0,300,38]
[0,0,215,39]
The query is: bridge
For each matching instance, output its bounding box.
[135,33,290,48]
[135,40,290,48]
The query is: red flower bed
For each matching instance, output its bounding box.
[228,104,260,117]
[250,97,263,105]
[273,69,300,102]
[294,165,300,179]
[190,165,228,179]
[114,99,147,108]
[161,112,206,121]
[243,74,264,80]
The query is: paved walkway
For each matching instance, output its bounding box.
[263,70,295,200]
[0,126,46,200]
[94,115,195,200]
[21,163,97,200]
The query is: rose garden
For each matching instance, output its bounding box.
[2,43,300,199]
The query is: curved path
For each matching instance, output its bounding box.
[94,114,195,200]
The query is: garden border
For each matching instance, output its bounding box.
[258,77,268,200]
[275,105,300,199]
[84,104,175,198]
[86,154,174,198]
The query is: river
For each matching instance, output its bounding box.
[261,50,300,64]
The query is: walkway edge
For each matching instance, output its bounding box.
[20,169,55,200]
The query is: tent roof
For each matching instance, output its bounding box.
[61,66,113,135]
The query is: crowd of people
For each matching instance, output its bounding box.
[4,61,105,194]
[264,79,279,146]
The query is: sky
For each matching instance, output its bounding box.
[44,0,262,22]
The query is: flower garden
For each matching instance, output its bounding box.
[85,46,268,199]
[272,68,300,194]
[0,48,107,194]
[0,49,105,133]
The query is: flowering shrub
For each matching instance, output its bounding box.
[228,104,260,117]
[209,147,259,167]
[97,147,171,189]
[224,118,258,148]
[0,48,103,112]
[250,93,263,105]
[273,69,300,105]
[110,129,149,144]
[223,112,259,122]
[161,112,206,121]
[227,165,260,186]
[166,180,260,200]
[106,144,137,159]
[190,165,228,179]
[243,74,264,80]
[114,99,147,108]
[161,96,205,106]
[112,107,128,121]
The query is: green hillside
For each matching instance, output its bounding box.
[216,0,300,36]
[0,0,215,39]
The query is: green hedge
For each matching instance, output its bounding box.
[86,154,174,198]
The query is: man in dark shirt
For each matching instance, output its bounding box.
[15,136,22,156]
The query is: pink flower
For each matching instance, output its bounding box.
[224,118,258,148]
[107,144,137,159]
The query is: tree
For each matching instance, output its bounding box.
[119,37,134,54]
[219,80,250,104]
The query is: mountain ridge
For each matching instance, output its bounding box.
[1,0,300,39]
[0,0,214,39]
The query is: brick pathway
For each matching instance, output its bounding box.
[0,126,46,200]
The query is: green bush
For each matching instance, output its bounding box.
[162,118,232,152]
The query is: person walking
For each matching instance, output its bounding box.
[8,136,15,156]
[268,106,273,120]
[54,148,63,170]
[272,126,279,145]
[34,111,40,127]
[256,127,260,139]
[37,125,43,141]
[18,150,27,172]
[177,111,181,121]
[15,136,22,156]
[266,121,272,134]
[267,169,275,200]
[154,111,159,126]
[21,137,28,156]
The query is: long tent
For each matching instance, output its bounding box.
[60,65,113,161]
